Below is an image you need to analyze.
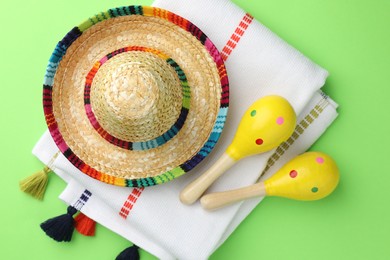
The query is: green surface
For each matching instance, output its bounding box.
[1,0,389,259]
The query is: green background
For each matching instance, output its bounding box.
[1,0,389,259]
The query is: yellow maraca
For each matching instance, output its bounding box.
[201,152,340,210]
[180,95,297,205]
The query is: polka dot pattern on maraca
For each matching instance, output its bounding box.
[250,109,263,146]
[276,116,284,125]
[263,152,339,201]
[311,157,323,193]
[225,96,297,160]
[250,110,256,117]
[316,157,324,164]
[289,170,298,178]
[255,138,263,145]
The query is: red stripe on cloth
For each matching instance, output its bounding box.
[243,14,253,22]
[220,13,254,62]
[234,27,245,36]
[239,21,249,30]
[119,187,145,219]
[227,41,237,49]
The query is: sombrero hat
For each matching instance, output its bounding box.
[43,6,229,187]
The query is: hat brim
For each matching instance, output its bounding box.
[43,6,229,187]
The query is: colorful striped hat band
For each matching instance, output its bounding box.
[43,6,229,187]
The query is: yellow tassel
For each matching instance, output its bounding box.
[19,166,51,200]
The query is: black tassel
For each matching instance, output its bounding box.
[116,244,140,260]
[40,206,78,242]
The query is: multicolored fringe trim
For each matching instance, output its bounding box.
[43,5,229,188]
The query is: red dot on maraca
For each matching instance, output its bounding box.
[289,170,298,178]
[255,138,263,145]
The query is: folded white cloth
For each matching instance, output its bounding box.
[33,0,338,259]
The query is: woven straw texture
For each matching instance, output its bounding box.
[43,6,229,187]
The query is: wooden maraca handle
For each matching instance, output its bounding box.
[180,153,236,205]
[201,182,266,210]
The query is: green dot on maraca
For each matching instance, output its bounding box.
[311,187,319,193]
[250,110,256,117]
